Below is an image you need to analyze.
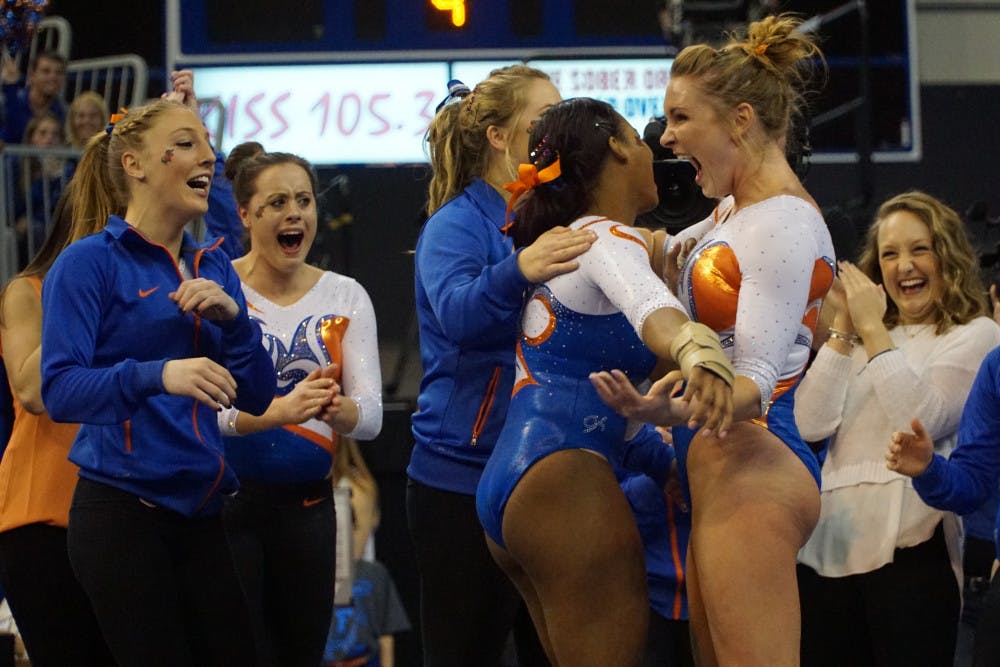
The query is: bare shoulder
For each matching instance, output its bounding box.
[1,276,42,322]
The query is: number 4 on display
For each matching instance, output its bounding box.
[430,0,466,27]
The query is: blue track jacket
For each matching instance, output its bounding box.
[41,215,275,517]
[912,346,1000,554]
[409,179,532,495]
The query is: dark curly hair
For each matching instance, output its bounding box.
[509,97,625,249]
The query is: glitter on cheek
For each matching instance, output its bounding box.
[161,148,174,164]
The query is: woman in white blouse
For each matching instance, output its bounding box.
[795,190,1000,667]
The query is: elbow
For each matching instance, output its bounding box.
[8,373,45,414]
[348,399,383,441]
[12,382,45,414]
[40,396,70,422]
[18,393,45,415]
[38,379,66,421]
[792,407,834,442]
[796,422,828,443]
[355,416,383,442]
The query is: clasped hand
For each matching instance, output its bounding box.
[589,367,733,437]
[833,261,887,337]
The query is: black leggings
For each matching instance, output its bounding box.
[406,478,549,667]
[223,478,336,667]
[971,565,1000,666]
[0,523,114,666]
[643,612,693,667]
[798,522,959,667]
[67,477,258,667]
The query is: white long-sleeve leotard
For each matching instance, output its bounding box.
[673,195,835,415]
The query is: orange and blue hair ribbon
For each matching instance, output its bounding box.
[501,158,561,233]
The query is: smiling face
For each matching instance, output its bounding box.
[71,99,105,146]
[660,75,741,200]
[877,209,942,325]
[240,162,317,271]
[28,117,62,147]
[129,106,216,219]
[29,55,65,98]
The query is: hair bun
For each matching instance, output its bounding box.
[224,141,266,182]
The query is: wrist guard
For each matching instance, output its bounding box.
[669,321,735,388]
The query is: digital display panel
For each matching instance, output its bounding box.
[196,57,674,165]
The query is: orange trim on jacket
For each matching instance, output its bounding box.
[471,367,502,446]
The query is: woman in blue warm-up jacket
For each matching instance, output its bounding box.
[40,98,276,667]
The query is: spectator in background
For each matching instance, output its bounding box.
[14,112,68,268]
[65,91,108,149]
[1,51,66,145]
[796,191,1000,666]
[324,439,411,667]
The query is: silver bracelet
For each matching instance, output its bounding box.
[827,328,861,347]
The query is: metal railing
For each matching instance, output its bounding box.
[28,16,72,66]
[0,144,82,285]
[199,97,227,154]
[66,54,149,111]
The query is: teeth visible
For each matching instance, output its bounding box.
[188,177,210,188]
[278,231,304,249]
[901,279,924,287]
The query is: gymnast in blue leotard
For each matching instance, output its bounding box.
[475,97,734,667]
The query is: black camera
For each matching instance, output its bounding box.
[635,116,717,233]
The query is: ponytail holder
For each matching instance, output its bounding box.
[754,42,768,56]
[105,108,127,135]
[500,158,562,232]
[434,79,471,114]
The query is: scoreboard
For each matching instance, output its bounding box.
[168,0,669,63]
[167,0,920,165]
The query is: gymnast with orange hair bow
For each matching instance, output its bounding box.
[476,97,734,667]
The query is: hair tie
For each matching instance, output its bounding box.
[501,157,562,232]
[754,42,768,56]
[105,107,127,135]
[434,79,472,114]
